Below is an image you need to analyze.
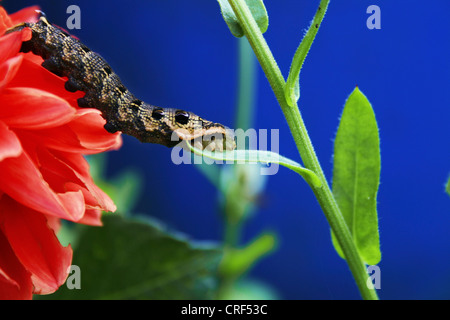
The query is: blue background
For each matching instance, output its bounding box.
[4,0,450,299]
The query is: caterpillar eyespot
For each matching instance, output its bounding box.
[5,14,236,152]
[151,109,165,120]
[175,111,190,125]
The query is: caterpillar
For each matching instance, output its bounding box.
[5,13,236,152]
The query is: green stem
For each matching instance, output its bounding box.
[285,0,329,107]
[223,212,243,247]
[227,0,378,300]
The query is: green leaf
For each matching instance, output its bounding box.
[285,0,329,107]
[220,232,277,278]
[186,144,322,188]
[331,87,381,265]
[217,0,268,38]
[42,215,222,299]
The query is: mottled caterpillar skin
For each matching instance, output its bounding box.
[6,15,236,151]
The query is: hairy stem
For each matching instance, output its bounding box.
[285,0,329,107]
[227,0,378,300]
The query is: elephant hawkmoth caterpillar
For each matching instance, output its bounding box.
[6,13,236,151]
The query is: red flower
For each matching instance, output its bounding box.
[0,6,122,299]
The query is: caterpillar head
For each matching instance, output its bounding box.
[164,109,235,152]
[137,107,236,151]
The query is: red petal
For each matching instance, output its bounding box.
[79,209,103,226]
[9,6,40,25]
[35,147,112,221]
[15,125,85,154]
[39,149,116,214]
[0,196,72,295]
[15,112,122,155]
[45,215,62,233]
[0,7,13,35]
[0,150,86,221]
[0,228,33,300]
[53,149,91,177]
[60,152,115,210]
[0,120,22,162]
[69,109,123,153]
[37,149,115,223]
[0,55,23,91]
[0,87,76,129]
[9,54,84,107]
[0,31,26,64]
